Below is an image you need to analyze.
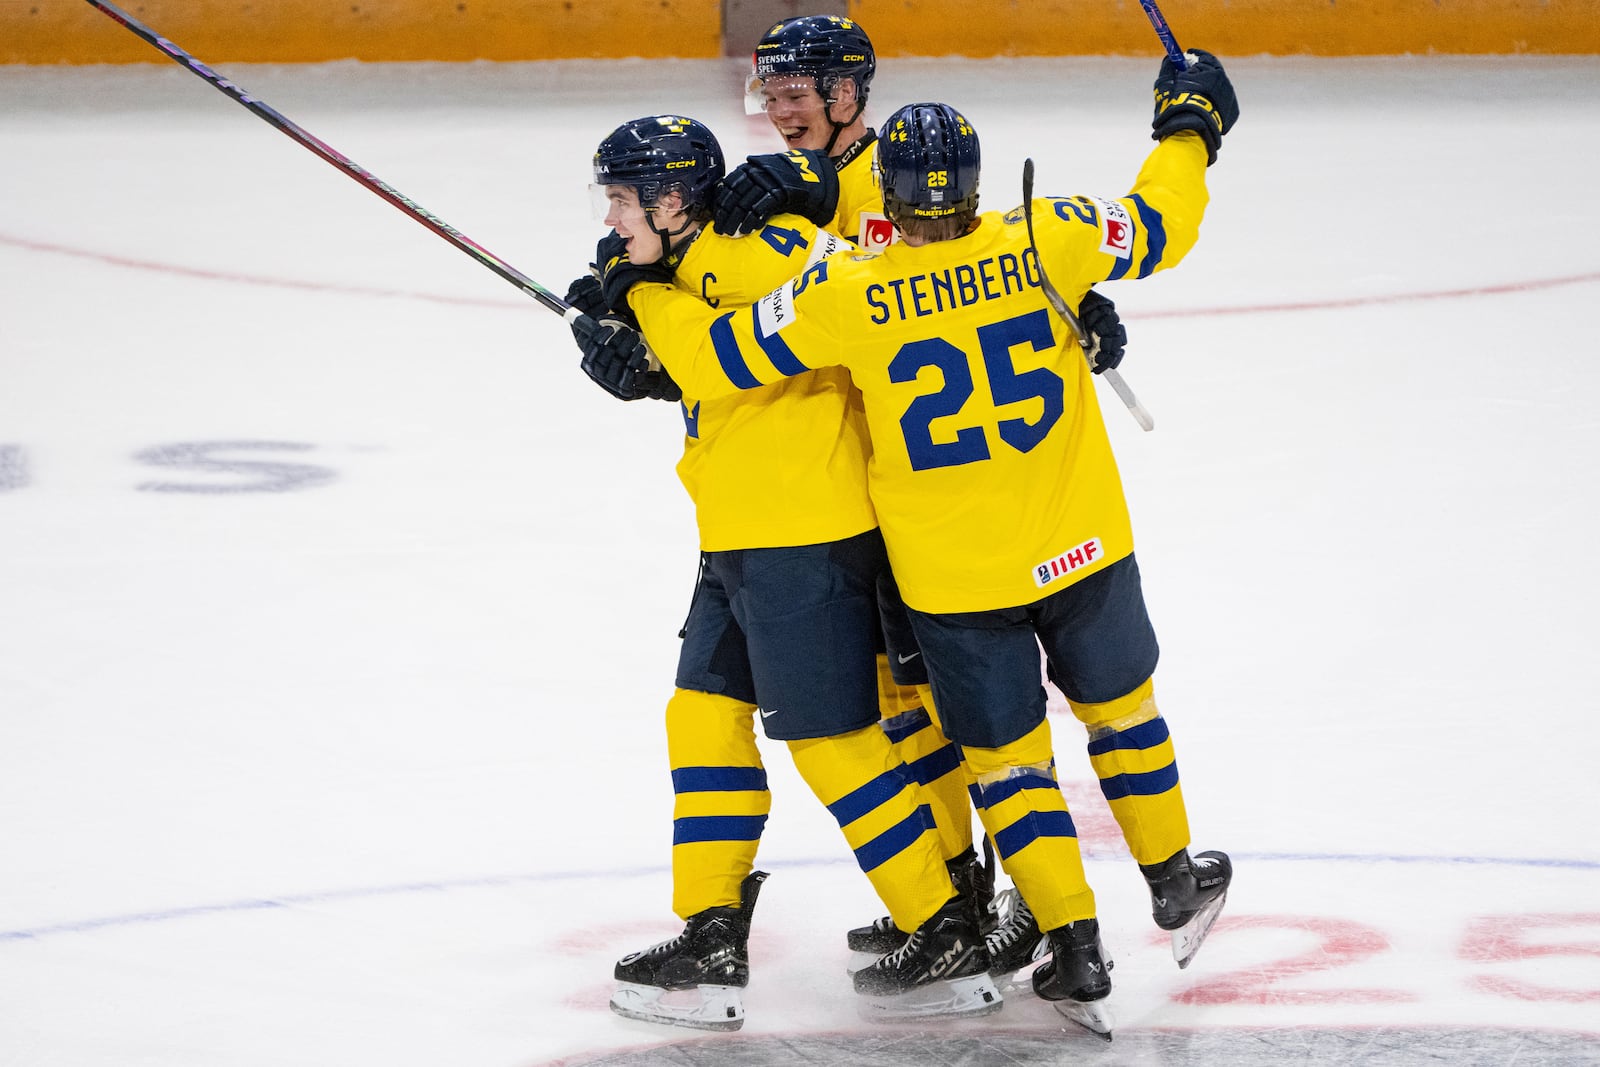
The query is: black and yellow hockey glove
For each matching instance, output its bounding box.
[1151,48,1239,165]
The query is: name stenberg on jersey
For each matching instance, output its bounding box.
[865,248,1044,325]
[1034,537,1103,588]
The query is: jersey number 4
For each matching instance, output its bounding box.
[891,308,1064,471]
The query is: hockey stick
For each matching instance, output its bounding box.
[82,0,593,335]
[1020,159,1155,432]
[1138,0,1190,69]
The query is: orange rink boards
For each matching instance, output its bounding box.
[6,0,1599,63]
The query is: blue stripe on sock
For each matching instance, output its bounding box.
[907,744,962,788]
[828,766,910,827]
[992,809,1078,859]
[671,766,770,794]
[672,814,768,845]
[881,708,932,745]
[971,767,1058,808]
[854,804,938,872]
[1098,762,1181,801]
[1086,717,1170,757]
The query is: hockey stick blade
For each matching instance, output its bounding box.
[82,0,593,334]
[1020,159,1154,431]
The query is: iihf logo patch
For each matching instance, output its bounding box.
[1033,537,1103,587]
[1095,198,1134,259]
[859,213,896,251]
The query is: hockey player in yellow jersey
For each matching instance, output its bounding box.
[712,11,1135,983]
[605,52,1243,1038]
[734,14,892,250]
[566,115,1001,1030]
[712,13,993,959]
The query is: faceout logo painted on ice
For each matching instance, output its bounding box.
[1033,537,1103,587]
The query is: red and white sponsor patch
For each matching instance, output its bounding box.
[1032,537,1103,588]
[859,212,896,252]
[1095,198,1134,259]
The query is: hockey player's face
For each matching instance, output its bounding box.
[758,76,838,152]
[601,185,686,264]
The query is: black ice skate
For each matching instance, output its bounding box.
[984,887,1049,994]
[1031,918,1115,1040]
[846,844,995,954]
[1142,848,1232,969]
[608,870,767,1032]
[852,892,1002,1020]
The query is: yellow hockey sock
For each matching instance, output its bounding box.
[787,724,952,933]
[665,688,770,918]
[1069,678,1191,867]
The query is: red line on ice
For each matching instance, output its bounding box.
[6,232,1598,317]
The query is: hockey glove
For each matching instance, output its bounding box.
[564,273,607,320]
[562,273,628,351]
[1151,48,1239,165]
[1078,289,1128,374]
[579,318,682,403]
[710,149,840,236]
[594,231,678,316]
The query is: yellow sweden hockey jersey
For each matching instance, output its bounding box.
[666,217,871,551]
[630,133,1212,612]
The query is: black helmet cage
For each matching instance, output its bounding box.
[877,103,982,221]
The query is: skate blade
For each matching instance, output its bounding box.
[991,964,1043,999]
[1172,888,1229,969]
[609,981,744,1032]
[988,937,1051,998]
[856,972,1003,1022]
[1053,997,1114,1041]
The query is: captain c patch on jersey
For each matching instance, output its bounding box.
[1095,198,1134,259]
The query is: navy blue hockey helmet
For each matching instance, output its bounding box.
[746,15,876,111]
[877,103,982,221]
[591,114,726,217]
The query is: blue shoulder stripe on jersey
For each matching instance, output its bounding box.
[749,304,812,378]
[672,813,768,844]
[709,311,763,389]
[671,765,770,794]
[1129,193,1167,279]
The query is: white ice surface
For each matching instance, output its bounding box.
[3,52,1599,1066]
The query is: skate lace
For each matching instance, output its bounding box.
[880,928,926,969]
[644,930,687,956]
[985,898,1040,957]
